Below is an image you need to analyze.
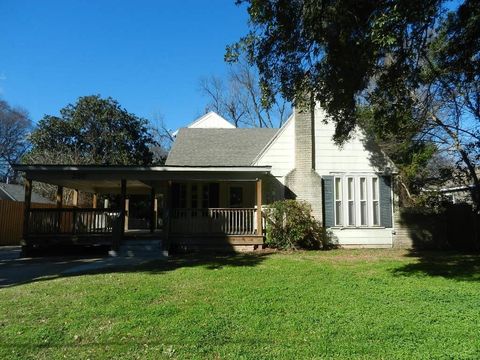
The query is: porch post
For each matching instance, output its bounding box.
[23,178,32,240]
[72,189,79,207]
[256,178,263,236]
[118,179,127,245]
[72,189,79,234]
[92,193,97,209]
[164,181,172,244]
[55,185,63,234]
[124,198,129,231]
[56,186,63,208]
[150,187,156,233]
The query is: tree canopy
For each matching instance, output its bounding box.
[24,95,157,166]
[231,0,480,209]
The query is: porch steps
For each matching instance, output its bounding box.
[113,240,168,258]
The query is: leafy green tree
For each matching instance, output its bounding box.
[231,0,480,210]
[228,0,443,140]
[24,95,157,166]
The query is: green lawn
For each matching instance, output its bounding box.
[1,249,480,359]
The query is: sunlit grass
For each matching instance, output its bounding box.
[1,249,480,359]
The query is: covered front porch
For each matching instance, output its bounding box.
[14,165,271,253]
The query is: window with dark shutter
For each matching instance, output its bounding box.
[379,176,393,228]
[323,176,334,227]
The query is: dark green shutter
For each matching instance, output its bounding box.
[323,176,334,227]
[379,176,393,228]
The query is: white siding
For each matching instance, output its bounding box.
[254,116,295,179]
[330,228,393,247]
[312,108,393,246]
[187,112,235,130]
[314,108,384,175]
[172,112,235,137]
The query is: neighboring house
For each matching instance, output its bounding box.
[0,182,53,204]
[165,105,396,248]
[13,104,400,252]
[437,184,478,205]
[171,111,235,137]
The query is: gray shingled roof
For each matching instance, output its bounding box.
[0,183,53,204]
[166,128,278,166]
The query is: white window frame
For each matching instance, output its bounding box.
[334,177,343,226]
[347,177,355,226]
[372,177,380,226]
[359,177,368,226]
[331,174,382,228]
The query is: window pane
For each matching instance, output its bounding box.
[335,201,342,226]
[191,185,198,209]
[347,178,354,200]
[180,184,187,208]
[348,201,355,226]
[202,184,209,208]
[372,178,378,200]
[229,187,243,208]
[360,178,366,200]
[373,201,379,225]
[360,201,367,225]
[335,178,342,200]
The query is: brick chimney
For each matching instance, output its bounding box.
[285,100,323,222]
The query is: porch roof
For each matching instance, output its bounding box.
[13,164,271,194]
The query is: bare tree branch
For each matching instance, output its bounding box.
[200,59,291,128]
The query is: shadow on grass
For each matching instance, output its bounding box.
[392,250,480,282]
[0,247,271,288]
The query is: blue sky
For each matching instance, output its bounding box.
[0,0,249,129]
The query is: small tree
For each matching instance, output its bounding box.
[265,200,332,250]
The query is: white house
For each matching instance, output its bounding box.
[15,105,403,253]
[166,105,398,248]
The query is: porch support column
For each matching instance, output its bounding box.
[164,181,172,246]
[256,178,263,236]
[92,193,98,209]
[72,189,79,207]
[124,198,129,231]
[56,186,63,208]
[23,178,32,241]
[118,179,127,245]
[150,187,156,233]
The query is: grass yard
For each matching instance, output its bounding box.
[1,249,480,359]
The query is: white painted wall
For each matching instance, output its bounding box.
[172,112,235,136]
[329,228,393,247]
[313,107,387,175]
[254,115,295,180]
[311,107,392,246]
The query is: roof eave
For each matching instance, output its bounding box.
[13,164,272,173]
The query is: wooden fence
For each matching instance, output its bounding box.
[0,200,56,246]
[395,204,480,250]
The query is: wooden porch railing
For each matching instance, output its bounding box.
[170,208,258,235]
[27,208,121,236]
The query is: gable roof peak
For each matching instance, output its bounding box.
[172,111,236,137]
